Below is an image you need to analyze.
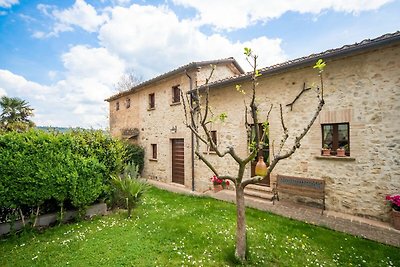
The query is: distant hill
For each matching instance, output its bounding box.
[36,126,79,133]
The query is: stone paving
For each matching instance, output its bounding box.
[148,180,400,247]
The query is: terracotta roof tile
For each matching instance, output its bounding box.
[105,57,244,102]
[199,31,400,90]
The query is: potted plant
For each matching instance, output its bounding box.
[336,147,346,157]
[211,175,230,192]
[386,194,400,230]
[322,144,331,156]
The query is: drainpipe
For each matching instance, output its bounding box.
[185,70,195,192]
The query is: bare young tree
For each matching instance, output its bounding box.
[114,69,143,93]
[181,48,326,262]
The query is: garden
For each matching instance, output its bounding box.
[1,187,399,266]
[0,129,399,266]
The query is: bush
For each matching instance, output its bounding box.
[124,143,145,173]
[111,162,149,218]
[0,129,144,224]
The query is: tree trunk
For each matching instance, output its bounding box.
[235,184,247,261]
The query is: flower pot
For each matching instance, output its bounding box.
[391,209,400,230]
[213,184,223,192]
[336,148,346,157]
[322,148,331,156]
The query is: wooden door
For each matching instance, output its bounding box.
[172,139,185,185]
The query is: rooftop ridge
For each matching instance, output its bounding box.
[199,31,400,90]
[105,57,244,102]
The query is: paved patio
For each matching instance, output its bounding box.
[148,180,400,247]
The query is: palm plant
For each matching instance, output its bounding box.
[0,96,34,131]
[111,162,149,217]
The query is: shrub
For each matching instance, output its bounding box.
[111,162,149,218]
[0,129,143,225]
[124,143,145,173]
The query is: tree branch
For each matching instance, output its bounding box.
[286,83,312,111]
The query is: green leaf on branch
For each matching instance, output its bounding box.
[236,84,246,95]
[255,69,262,77]
[313,59,326,72]
[244,47,252,56]
[219,112,228,122]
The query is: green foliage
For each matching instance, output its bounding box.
[123,143,145,173]
[313,59,326,73]
[218,112,228,122]
[111,162,149,217]
[244,47,252,56]
[0,129,140,223]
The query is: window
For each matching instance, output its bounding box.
[149,93,155,109]
[209,130,217,151]
[151,144,157,159]
[172,85,180,103]
[322,123,350,155]
[116,101,120,111]
[126,98,131,108]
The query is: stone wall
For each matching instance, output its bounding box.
[108,63,241,187]
[193,44,400,221]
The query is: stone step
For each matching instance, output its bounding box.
[246,184,274,193]
[244,186,275,201]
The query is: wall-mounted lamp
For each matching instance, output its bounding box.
[170,125,177,133]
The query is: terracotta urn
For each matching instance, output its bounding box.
[255,156,268,177]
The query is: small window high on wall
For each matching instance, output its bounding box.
[172,85,180,103]
[322,123,350,156]
[149,93,155,109]
[151,144,157,160]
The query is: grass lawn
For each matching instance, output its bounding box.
[1,187,399,266]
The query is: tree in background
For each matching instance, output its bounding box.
[0,96,35,132]
[114,69,143,93]
[182,48,326,262]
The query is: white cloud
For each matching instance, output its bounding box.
[52,0,108,32]
[37,0,108,36]
[172,0,394,30]
[98,4,286,77]
[0,45,125,128]
[0,87,6,97]
[0,0,18,8]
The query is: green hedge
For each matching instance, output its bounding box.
[0,129,144,221]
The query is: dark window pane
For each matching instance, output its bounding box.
[322,125,333,148]
[151,144,157,159]
[172,86,180,103]
[149,93,155,109]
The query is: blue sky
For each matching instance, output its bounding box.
[0,0,399,128]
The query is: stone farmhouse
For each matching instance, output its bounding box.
[106,32,400,222]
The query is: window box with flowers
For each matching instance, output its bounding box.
[210,175,230,192]
[386,194,400,230]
